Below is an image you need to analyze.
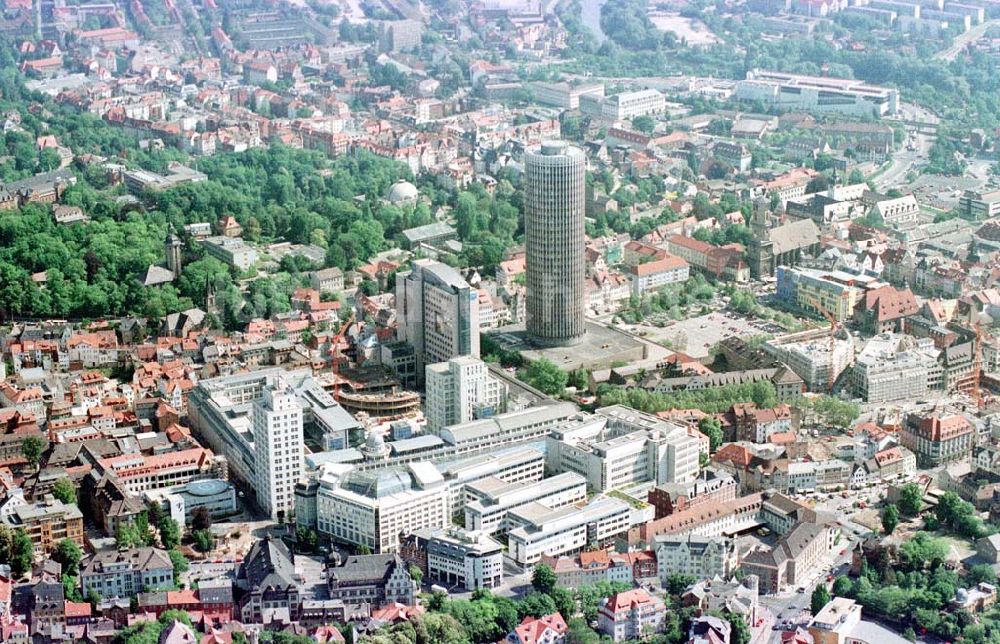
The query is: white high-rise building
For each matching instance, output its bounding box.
[253,381,304,521]
[425,356,508,432]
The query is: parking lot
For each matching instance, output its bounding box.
[626,310,782,359]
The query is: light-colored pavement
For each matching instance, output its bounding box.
[935,19,1000,61]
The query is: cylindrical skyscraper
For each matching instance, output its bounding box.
[524,140,586,347]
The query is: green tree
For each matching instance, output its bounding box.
[21,435,44,469]
[811,585,831,614]
[193,529,214,553]
[169,549,188,578]
[551,587,577,620]
[295,526,318,552]
[408,564,423,586]
[53,538,82,576]
[632,115,655,134]
[832,576,853,598]
[898,483,923,516]
[968,564,996,585]
[532,563,557,594]
[666,573,696,596]
[51,478,76,505]
[565,617,601,644]
[11,528,33,577]
[518,592,557,619]
[728,613,751,644]
[521,359,568,397]
[0,524,13,566]
[697,417,724,452]
[881,503,900,535]
[158,516,180,550]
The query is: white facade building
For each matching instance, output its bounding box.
[655,534,739,581]
[506,497,632,567]
[314,462,449,553]
[425,356,507,432]
[465,472,588,534]
[252,381,303,521]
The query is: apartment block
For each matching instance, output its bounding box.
[80,547,174,599]
[597,589,666,642]
[655,534,739,581]
[7,497,84,554]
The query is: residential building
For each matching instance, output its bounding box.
[731,403,793,443]
[506,613,569,644]
[81,547,174,599]
[688,616,732,644]
[647,472,739,519]
[626,254,690,297]
[597,589,667,642]
[541,550,657,588]
[310,268,344,294]
[6,496,84,554]
[900,411,974,467]
[655,534,739,581]
[666,235,749,282]
[378,20,422,52]
[396,259,480,375]
[425,356,507,432]
[252,380,303,521]
[524,141,587,347]
[326,553,415,607]
[682,576,760,625]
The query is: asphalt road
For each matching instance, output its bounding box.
[874,102,939,192]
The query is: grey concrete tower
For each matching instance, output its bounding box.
[524,140,586,347]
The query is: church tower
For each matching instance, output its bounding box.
[748,200,775,278]
[165,231,183,276]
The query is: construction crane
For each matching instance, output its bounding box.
[330,311,355,397]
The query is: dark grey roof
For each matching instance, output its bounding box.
[239,538,296,590]
[329,554,402,584]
